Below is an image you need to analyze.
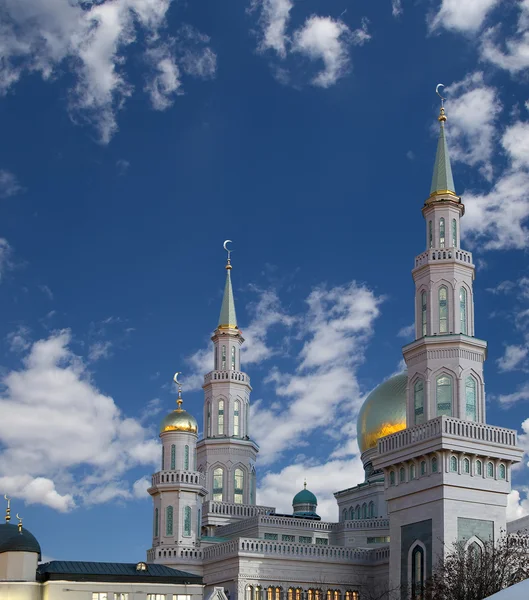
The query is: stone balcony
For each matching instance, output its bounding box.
[203,501,275,520]
[151,470,204,487]
[414,247,473,269]
[204,370,251,386]
[340,518,390,530]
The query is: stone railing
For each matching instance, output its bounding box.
[151,470,204,487]
[203,501,275,519]
[147,546,203,561]
[414,248,473,269]
[341,518,390,530]
[259,516,335,531]
[204,370,250,385]
[378,416,518,455]
[202,537,389,564]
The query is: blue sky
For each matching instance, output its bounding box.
[1,0,529,563]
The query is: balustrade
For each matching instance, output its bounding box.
[151,470,204,487]
[204,370,250,385]
[414,248,473,268]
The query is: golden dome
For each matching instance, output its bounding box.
[160,391,198,434]
[357,372,407,453]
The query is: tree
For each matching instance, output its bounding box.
[423,532,529,600]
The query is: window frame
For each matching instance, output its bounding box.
[439,286,448,334]
[436,374,453,417]
[414,379,425,425]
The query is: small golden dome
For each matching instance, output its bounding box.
[160,390,198,434]
[357,372,407,453]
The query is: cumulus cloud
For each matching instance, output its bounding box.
[498,383,529,406]
[507,487,529,521]
[0,1,216,143]
[397,323,415,339]
[391,0,403,18]
[497,344,528,372]
[0,169,24,198]
[0,330,159,511]
[430,0,501,33]
[253,0,294,57]
[6,326,32,353]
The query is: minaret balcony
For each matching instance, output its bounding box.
[414,247,473,269]
[150,470,205,487]
[203,369,251,386]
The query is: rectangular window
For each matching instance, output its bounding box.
[439,287,448,333]
[299,536,312,543]
[161,446,165,471]
[184,445,189,470]
[115,594,129,600]
[421,291,427,337]
[366,536,390,544]
[213,468,223,502]
[414,380,424,425]
[429,220,433,248]
[234,468,244,504]
[214,347,218,370]
[234,400,240,437]
[221,345,226,370]
[174,596,191,600]
[264,533,278,540]
[460,288,467,335]
[148,595,166,600]
[184,506,192,536]
[166,505,174,536]
[282,534,295,542]
[218,400,224,435]
[231,346,236,371]
[452,218,457,247]
[315,538,328,545]
[440,217,445,248]
[171,444,176,470]
[93,595,108,600]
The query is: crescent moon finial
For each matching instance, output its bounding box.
[436,83,447,101]
[173,372,183,410]
[435,83,448,123]
[173,372,181,386]
[223,240,233,268]
[16,513,22,531]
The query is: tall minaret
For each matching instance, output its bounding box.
[197,243,259,532]
[373,91,523,597]
[147,375,207,574]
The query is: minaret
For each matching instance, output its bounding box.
[147,375,207,574]
[372,90,523,597]
[197,243,259,533]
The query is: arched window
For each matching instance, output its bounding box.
[247,587,254,600]
[170,444,176,470]
[161,446,165,470]
[221,345,227,370]
[411,545,425,599]
[154,507,159,537]
[184,506,191,536]
[334,591,340,600]
[460,288,468,335]
[166,505,174,536]
[420,461,426,476]
[468,541,482,563]
[308,590,314,600]
[342,508,347,521]
[421,291,427,336]
[440,217,445,248]
[250,467,256,504]
[295,590,302,600]
[463,458,470,474]
[288,590,294,600]
[207,402,211,437]
[452,218,457,247]
[218,399,224,435]
[389,471,396,486]
[414,379,424,425]
[476,460,482,476]
[465,377,477,422]
[487,462,494,478]
[267,587,273,600]
[355,505,361,519]
[214,347,218,370]
[410,463,416,480]
[213,467,223,501]
[439,286,448,333]
[436,374,452,416]
[399,467,406,483]
[369,501,375,518]
[429,220,433,248]
[349,507,354,520]
[231,346,236,371]
[326,591,332,600]
[183,445,189,470]
[362,503,367,519]
[234,400,241,437]
[499,464,506,480]
[315,590,322,600]
[234,468,244,504]
[431,456,438,473]
[450,456,458,472]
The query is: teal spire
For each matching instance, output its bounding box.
[430,106,456,196]
[218,260,237,329]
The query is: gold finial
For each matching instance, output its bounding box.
[16,513,22,532]
[436,83,447,123]
[173,372,183,412]
[304,479,307,490]
[4,494,11,523]
[223,240,233,270]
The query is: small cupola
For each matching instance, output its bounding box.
[292,481,320,519]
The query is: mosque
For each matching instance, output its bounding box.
[1,102,527,600]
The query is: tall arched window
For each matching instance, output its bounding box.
[465,377,477,422]
[184,506,191,536]
[362,503,367,519]
[414,380,425,425]
[349,507,354,520]
[218,399,224,435]
[411,545,425,599]
[463,458,470,474]
[184,445,189,470]
[389,471,396,486]
[439,286,448,333]
[295,590,302,600]
[214,347,218,370]
[420,461,427,476]
[431,456,438,473]
[250,467,256,504]
[207,402,211,437]
[170,444,176,470]
[487,462,494,478]
[342,508,347,521]
[161,446,165,470]
[288,590,294,600]
[234,400,241,436]
[355,505,361,519]
[460,288,468,335]
[213,467,223,501]
[440,217,445,248]
[369,501,375,518]
[476,460,482,476]
[450,456,458,472]
[499,464,506,480]
[436,374,452,416]
[247,587,254,600]
[410,464,416,480]
[452,218,457,247]
[429,221,433,248]
[421,291,427,336]
[231,346,236,371]
[399,467,405,483]
[234,468,244,504]
[154,507,159,537]
[166,505,173,536]
[221,345,227,370]
[267,587,273,600]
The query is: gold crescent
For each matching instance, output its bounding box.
[173,372,182,386]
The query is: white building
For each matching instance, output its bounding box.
[0,102,526,600]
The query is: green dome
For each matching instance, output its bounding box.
[293,488,317,506]
[357,372,408,454]
[0,523,41,558]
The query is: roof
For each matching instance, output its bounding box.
[484,579,529,599]
[218,267,237,328]
[430,122,456,196]
[37,561,203,584]
[293,488,317,506]
[0,522,41,557]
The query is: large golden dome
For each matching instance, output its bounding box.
[357,372,407,453]
[160,408,198,434]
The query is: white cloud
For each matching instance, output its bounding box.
[507,488,529,521]
[497,344,528,372]
[397,323,415,339]
[144,43,182,110]
[293,16,368,88]
[0,330,159,511]
[253,0,294,58]
[7,325,32,353]
[116,159,130,175]
[498,383,529,405]
[0,238,13,282]
[133,476,151,498]
[0,1,216,143]
[430,0,501,33]
[0,169,24,198]
[88,340,113,362]
[501,121,529,169]
[391,0,403,18]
